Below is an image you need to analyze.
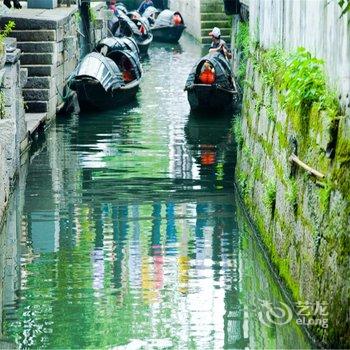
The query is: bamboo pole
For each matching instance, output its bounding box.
[289,154,325,179]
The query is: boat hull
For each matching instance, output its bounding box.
[136,34,153,54]
[186,84,236,112]
[151,25,185,43]
[73,80,139,111]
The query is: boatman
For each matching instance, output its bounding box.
[208,27,232,60]
[138,0,154,15]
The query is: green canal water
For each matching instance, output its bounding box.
[1,35,312,349]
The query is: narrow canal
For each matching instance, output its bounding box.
[1,35,311,349]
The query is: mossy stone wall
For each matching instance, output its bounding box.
[236,56,350,348]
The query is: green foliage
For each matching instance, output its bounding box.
[252,46,340,135]
[286,179,298,209]
[233,115,243,148]
[266,105,276,122]
[337,0,350,16]
[89,8,98,25]
[0,20,15,43]
[263,180,277,211]
[235,21,249,85]
[0,90,5,119]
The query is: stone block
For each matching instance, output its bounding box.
[19,69,28,89]
[17,42,57,54]
[11,30,58,42]
[25,77,51,90]
[22,65,54,77]
[27,0,58,9]
[20,53,55,65]
[22,88,55,102]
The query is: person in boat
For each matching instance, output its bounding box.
[208,27,232,60]
[138,0,154,15]
[199,61,216,85]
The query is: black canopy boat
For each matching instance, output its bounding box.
[142,6,160,26]
[149,9,186,43]
[69,51,142,110]
[111,11,153,54]
[95,36,140,58]
[115,2,128,14]
[184,53,239,112]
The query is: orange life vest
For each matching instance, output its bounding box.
[123,71,133,82]
[199,67,215,85]
[173,14,182,25]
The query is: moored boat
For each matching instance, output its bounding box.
[69,52,141,110]
[95,36,140,58]
[116,2,128,14]
[112,11,153,54]
[142,6,160,26]
[150,9,186,43]
[184,53,238,112]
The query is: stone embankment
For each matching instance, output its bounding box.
[0,2,108,227]
[231,0,350,347]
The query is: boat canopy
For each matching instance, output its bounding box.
[70,52,124,92]
[114,12,141,37]
[154,9,184,27]
[142,6,160,19]
[185,53,234,90]
[96,37,140,57]
[106,49,142,81]
[116,2,128,14]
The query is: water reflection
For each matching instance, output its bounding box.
[1,34,311,349]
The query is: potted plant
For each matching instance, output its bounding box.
[0,20,15,70]
[223,0,240,15]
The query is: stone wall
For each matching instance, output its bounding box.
[0,41,28,228]
[233,1,350,347]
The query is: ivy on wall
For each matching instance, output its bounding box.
[337,0,350,16]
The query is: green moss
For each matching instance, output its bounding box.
[286,179,298,209]
[235,21,250,86]
[263,180,277,212]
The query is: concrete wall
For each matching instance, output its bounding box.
[169,0,201,40]
[249,0,350,114]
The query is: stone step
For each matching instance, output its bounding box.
[25,100,48,113]
[25,77,51,89]
[10,30,62,42]
[201,12,230,21]
[201,20,231,30]
[20,53,54,65]
[201,35,231,45]
[25,113,48,135]
[201,3,225,13]
[23,88,54,102]
[22,65,53,77]
[17,41,59,54]
[201,28,231,37]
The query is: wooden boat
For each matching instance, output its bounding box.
[142,6,160,26]
[111,11,153,54]
[184,53,238,111]
[149,9,186,43]
[95,36,140,58]
[116,2,128,14]
[69,52,142,110]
